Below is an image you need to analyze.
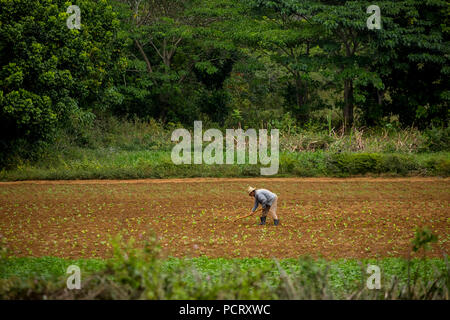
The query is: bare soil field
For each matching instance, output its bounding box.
[0,177,448,259]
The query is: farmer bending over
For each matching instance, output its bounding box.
[247,186,279,226]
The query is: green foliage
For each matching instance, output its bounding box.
[379,154,418,175]
[372,1,449,128]
[1,0,449,168]
[0,237,448,299]
[0,0,122,165]
[412,228,438,253]
[421,126,450,152]
[0,115,448,180]
[326,153,383,176]
[0,256,105,281]
[1,148,448,180]
[324,152,447,176]
[110,0,239,123]
[434,159,450,176]
[247,0,449,128]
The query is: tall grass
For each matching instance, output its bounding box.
[31,116,450,157]
[281,127,436,153]
[1,117,448,180]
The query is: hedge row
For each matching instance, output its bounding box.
[1,152,448,181]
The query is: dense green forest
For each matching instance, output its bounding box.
[0,0,449,171]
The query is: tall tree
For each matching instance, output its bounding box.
[370,0,449,127]
[0,0,121,163]
[115,0,238,122]
[242,0,326,121]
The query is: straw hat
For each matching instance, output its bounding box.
[247,186,256,194]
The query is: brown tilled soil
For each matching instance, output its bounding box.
[0,177,448,259]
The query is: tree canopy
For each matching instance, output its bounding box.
[0,0,448,160]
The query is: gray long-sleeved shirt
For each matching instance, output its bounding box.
[251,189,277,212]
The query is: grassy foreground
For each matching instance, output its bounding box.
[0,237,448,299]
[1,255,447,287]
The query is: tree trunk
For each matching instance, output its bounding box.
[135,40,153,73]
[344,79,354,131]
[295,79,303,108]
[377,89,384,106]
[295,76,305,120]
[158,92,170,122]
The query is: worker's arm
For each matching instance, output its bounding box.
[233,208,261,222]
[251,197,259,212]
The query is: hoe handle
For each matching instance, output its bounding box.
[233,208,262,222]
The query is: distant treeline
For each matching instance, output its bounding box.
[0,0,448,164]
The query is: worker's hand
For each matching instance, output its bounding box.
[233,209,259,222]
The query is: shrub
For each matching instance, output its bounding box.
[380,154,418,175]
[421,126,450,152]
[435,159,450,176]
[423,157,450,176]
[325,153,383,176]
[239,165,260,177]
